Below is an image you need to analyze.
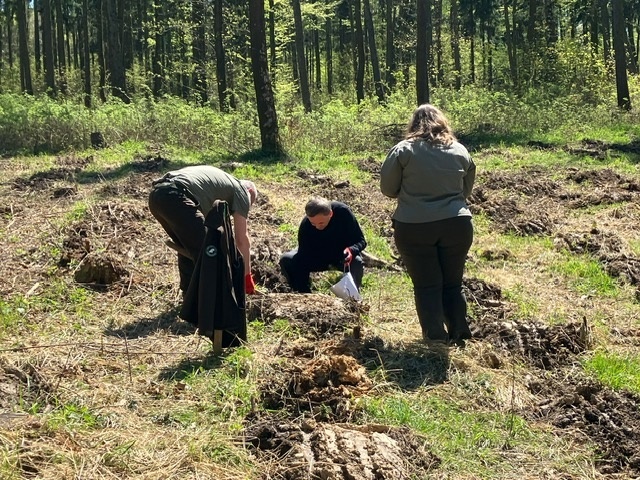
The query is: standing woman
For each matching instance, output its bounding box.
[380,104,475,344]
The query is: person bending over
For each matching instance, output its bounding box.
[148,165,258,296]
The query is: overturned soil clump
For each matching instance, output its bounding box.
[245,420,439,480]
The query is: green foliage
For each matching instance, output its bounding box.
[47,403,104,430]
[585,351,640,395]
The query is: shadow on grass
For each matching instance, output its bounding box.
[354,335,450,390]
[103,306,196,339]
[157,350,224,382]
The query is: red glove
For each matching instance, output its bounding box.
[245,273,256,294]
[343,248,353,266]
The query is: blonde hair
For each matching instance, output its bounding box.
[405,104,456,146]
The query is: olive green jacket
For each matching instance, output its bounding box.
[380,139,475,223]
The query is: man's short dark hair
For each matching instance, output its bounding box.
[305,197,332,217]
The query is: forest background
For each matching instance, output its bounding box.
[2,0,640,479]
[0,0,638,155]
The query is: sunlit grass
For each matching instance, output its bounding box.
[548,256,619,297]
[584,351,640,395]
[361,393,594,478]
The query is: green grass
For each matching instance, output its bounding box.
[584,351,640,395]
[361,393,592,478]
[548,256,619,297]
[47,403,104,431]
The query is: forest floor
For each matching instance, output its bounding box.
[2,141,640,479]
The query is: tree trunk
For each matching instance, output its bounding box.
[105,0,128,102]
[363,0,384,102]
[269,0,276,70]
[626,17,639,73]
[54,0,68,94]
[248,0,282,153]
[97,0,107,102]
[385,0,395,90]
[34,0,42,75]
[354,0,365,103]
[611,0,631,109]
[82,0,91,108]
[598,0,610,63]
[504,0,518,90]
[313,26,321,91]
[292,0,312,112]
[42,0,56,96]
[192,0,207,104]
[17,0,33,94]
[6,2,14,69]
[450,0,461,90]
[416,0,429,105]
[152,1,164,98]
[326,16,333,94]
[434,0,443,85]
[214,0,229,111]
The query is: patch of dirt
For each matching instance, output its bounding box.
[74,252,129,285]
[534,377,640,476]
[130,155,169,172]
[59,202,150,267]
[260,353,372,422]
[245,419,439,480]
[555,229,640,287]
[247,293,361,336]
[469,189,556,235]
[464,277,511,323]
[0,361,51,411]
[473,319,588,369]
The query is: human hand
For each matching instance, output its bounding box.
[245,273,256,294]
[343,248,353,266]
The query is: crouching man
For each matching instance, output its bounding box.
[279,197,366,293]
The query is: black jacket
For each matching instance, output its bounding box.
[297,201,367,268]
[180,200,246,347]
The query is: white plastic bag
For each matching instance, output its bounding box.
[330,271,361,301]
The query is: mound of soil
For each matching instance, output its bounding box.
[261,353,372,422]
[245,420,439,480]
[247,293,361,336]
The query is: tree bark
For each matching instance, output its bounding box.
[599,0,611,65]
[54,0,68,94]
[192,0,208,104]
[385,0,395,90]
[354,0,365,103]
[326,16,333,94]
[82,0,91,108]
[363,0,384,102]
[292,0,312,112]
[450,0,461,90]
[611,0,631,109]
[248,0,282,153]
[17,0,33,94]
[504,0,518,90]
[416,0,429,105]
[105,0,128,102]
[34,0,42,75]
[42,0,57,96]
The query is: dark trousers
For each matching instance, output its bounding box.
[279,249,364,293]
[148,183,205,292]
[394,216,473,342]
